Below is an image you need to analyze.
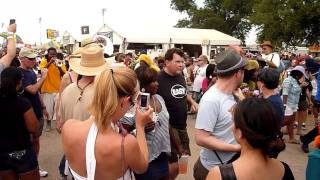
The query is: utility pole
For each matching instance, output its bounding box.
[39,17,42,45]
[102,8,106,27]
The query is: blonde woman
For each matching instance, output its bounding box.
[62,67,153,180]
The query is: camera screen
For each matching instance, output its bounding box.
[140,95,148,107]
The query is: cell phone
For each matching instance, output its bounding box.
[9,19,15,25]
[139,92,150,109]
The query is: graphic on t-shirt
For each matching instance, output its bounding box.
[171,84,187,98]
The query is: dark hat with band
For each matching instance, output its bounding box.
[215,49,248,74]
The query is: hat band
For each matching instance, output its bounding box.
[216,57,244,73]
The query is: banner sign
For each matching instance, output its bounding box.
[81,26,90,34]
[47,29,59,39]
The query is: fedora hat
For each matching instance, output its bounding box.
[215,49,248,74]
[260,41,274,49]
[69,43,111,76]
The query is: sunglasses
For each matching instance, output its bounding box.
[129,96,137,109]
[27,57,36,61]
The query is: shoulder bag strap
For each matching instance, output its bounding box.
[214,150,224,164]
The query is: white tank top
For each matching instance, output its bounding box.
[69,123,132,180]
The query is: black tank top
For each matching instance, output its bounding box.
[218,162,295,180]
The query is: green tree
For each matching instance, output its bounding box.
[250,0,320,47]
[171,0,320,47]
[170,0,254,43]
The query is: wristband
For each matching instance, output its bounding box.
[7,36,13,39]
[7,32,14,35]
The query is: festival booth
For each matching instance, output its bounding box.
[308,44,320,57]
[96,25,241,58]
[66,24,241,59]
[62,31,77,54]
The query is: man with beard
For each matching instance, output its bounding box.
[193,48,247,180]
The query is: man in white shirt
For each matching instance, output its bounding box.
[192,55,208,101]
[258,41,280,68]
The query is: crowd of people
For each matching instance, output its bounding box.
[1,22,320,180]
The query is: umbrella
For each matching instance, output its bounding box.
[0,32,24,44]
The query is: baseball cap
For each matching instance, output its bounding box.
[19,47,37,58]
[215,49,248,74]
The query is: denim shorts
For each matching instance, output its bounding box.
[134,152,169,180]
[0,146,38,175]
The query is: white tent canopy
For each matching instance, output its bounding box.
[114,27,241,45]
[68,24,241,46]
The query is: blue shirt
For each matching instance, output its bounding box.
[267,94,285,126]
[18,68,43,119]
[282,76,301,109]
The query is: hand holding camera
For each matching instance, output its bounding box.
[8,19,16,33]
[135,105,154,129]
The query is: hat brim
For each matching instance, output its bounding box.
[69,58,110,76]
[215,57,248,74]
[26,54,37,58]
[291,69,308,79]
[260,44,273,48]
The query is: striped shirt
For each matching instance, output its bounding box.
[120,94,171,162]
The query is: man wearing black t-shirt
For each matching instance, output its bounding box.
[157,48,198,179]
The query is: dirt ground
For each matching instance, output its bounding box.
[39,114,314,180]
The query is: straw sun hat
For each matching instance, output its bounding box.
[69,43,111,76]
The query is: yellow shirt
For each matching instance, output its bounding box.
[39,58,66,93]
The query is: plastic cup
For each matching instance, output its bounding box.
[178,155,189,174]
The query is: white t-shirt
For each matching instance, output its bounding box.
[192,65,208,92]
[195,85,237,170]
[312,79,317,96]
[262,53,280,68]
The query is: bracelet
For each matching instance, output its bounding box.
[7,36,13,39]
[7,32,14,35]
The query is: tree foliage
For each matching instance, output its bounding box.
[250,0,320,46]
[171,0,254,43]
[171,0,320,46]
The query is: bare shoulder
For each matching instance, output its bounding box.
[123,133,138,150]
[270,159,286,174]
[61,119,88,144]
[206,166,222,180]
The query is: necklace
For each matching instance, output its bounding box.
[77,80,93,102]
